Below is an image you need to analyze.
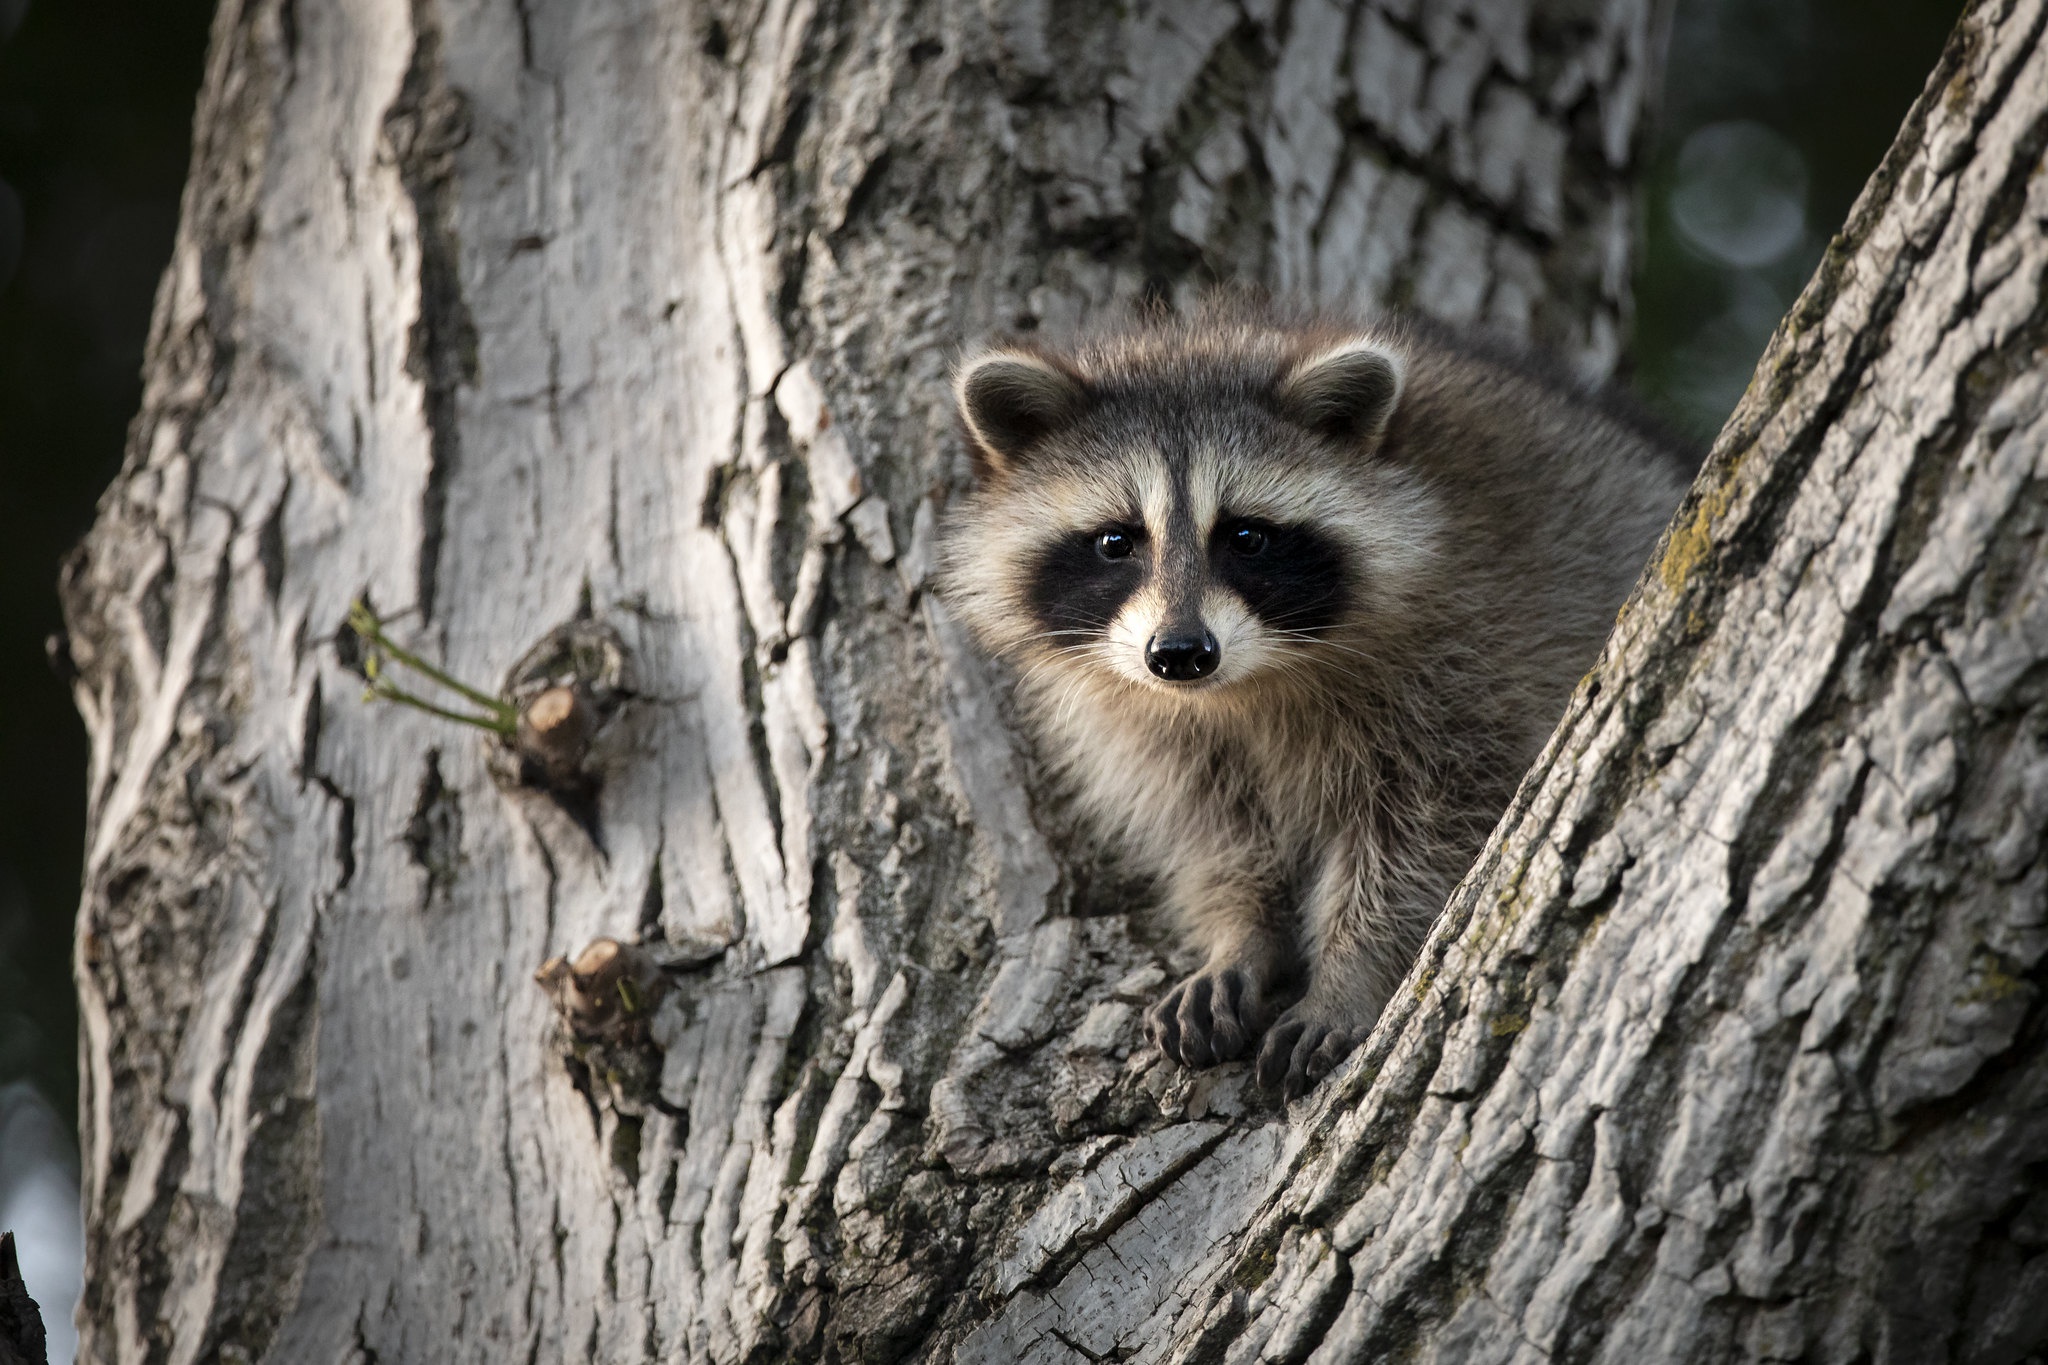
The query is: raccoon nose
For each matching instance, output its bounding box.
[1145,630,1220,682]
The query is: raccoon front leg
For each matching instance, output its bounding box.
[1146,847,1299,1069]
[1256,834,1439,1098]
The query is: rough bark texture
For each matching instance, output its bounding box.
[50,0,1802,1360]
[0,1234,49,1365]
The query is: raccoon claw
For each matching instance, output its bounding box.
[1148,966,1270,1069]
[1255,1009,1361,1099]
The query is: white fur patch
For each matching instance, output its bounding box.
[1105,587,1165,687]
[1202,589,1270,688]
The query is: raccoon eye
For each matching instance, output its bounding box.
[1095,528,1137,561]
[1226,524,1269,557]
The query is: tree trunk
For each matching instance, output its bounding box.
[76,0,2012,1360]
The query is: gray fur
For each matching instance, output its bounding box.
[939,304,1693,1096]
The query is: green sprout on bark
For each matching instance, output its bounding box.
[347,599,519,738]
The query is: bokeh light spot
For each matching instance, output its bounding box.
[1670,119,1810,268]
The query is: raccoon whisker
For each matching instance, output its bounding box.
[1020,666,1102,738]
[1253,651,1357,703]
[1015,651,1076,679]
[1266,631,1385,667]
[1018,642,1114,671]
[1041,675,1086,732]
[1052,655,1133,731]
[1015,653,1103,699]
[1039,639,1110,663]
[1024,628,1111,643]
[1265,626,1363,648]
[1234,655,1351,730]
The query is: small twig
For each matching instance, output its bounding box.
[361,678,517,735]
[347,600,519,737]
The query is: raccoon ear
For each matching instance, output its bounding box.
[1277,340,1405,445]
[955,350,1090,474]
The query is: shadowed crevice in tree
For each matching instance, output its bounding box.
[402,749,461,907]
[298,681,360,892]
[385,0,478,625]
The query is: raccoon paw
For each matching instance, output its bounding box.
[1147,965,1274,1069]
[1255,1006,1363,1100]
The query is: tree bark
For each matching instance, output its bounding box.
[69,0,1986,1360]
[1,1234,49,1365]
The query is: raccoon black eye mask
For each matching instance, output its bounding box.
[937,306,1692,1098]
[1204,520,1351,638]
[1023,518,1350,650]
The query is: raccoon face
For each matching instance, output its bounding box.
[942,332,1441,703]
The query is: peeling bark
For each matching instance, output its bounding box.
[94,0,2048,1361]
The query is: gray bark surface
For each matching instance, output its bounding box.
[67,0,1978,1359]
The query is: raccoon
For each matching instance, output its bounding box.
[937,305,1693,1097]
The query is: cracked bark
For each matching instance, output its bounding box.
[60,0,2044,1362]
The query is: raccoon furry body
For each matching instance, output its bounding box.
[938,306,1693,1096]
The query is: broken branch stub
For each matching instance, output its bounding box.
[533,926,732,1126]
[533,936,666,1042]
[494,617,630,796]
[515,684,596,782]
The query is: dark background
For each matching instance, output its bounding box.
[0,6,216,1349]
[0,0,1965,1345]
[1640,0,1967,434]
[1,0,217,1124]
